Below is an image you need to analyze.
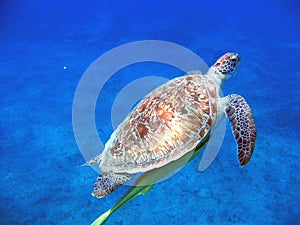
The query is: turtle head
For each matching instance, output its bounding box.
[212,52,240,81]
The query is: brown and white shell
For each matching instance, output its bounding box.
[100,71,219,174]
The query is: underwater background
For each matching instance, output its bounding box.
[1,0,300,224]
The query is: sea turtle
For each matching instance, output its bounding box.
[85,52,256,198]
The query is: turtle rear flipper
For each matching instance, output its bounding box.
[92,172,134,198]
[225,94,256,166]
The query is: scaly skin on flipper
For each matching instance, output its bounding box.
[225,94,256,166]
[92,172,134,198]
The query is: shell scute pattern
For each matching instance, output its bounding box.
[102,75,219,173]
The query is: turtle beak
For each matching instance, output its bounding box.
[230,53,240,63]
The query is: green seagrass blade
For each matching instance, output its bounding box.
[91,134,210,225]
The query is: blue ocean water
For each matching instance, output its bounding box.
[1,0,299,224]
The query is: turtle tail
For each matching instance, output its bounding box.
[92,172,134,198]
[225,94,256,166]
[80,155,103,167]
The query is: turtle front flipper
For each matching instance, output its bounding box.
[92,172,134,198]
[224,94,256,166]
